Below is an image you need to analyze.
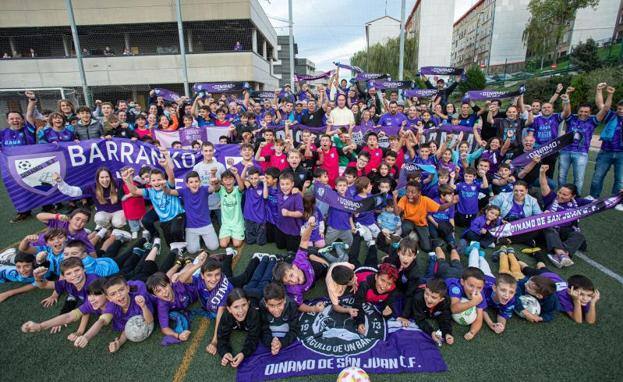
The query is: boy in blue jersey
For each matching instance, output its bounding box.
[482,273,517,335]
[446,267,486,341]
[0,252,38,303]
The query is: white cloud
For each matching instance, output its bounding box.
[310,36,367,71]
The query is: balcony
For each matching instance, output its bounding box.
[0,51,279,89]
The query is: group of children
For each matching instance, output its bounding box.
[1,80,614,369]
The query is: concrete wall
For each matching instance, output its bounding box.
[367,17,400,47]
[570,0,619,47]
[0,52,278,89]
[488,0,531,66]
[417,0,455,69]
[0,0,277,48]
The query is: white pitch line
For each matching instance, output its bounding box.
[575,251,623,285]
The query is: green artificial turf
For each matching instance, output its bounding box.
[1,153,622,382]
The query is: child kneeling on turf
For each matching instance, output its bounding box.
[398,278,454,346]
[217,289,261,369]
[71,275,154,352]
[260,282,299,355]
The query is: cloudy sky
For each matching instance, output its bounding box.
[259,0,479,70]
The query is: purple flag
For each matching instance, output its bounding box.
[254,91,276,100]
[237,300,447,381]
[0,140,242,212]
[403,89,439,98]
[489,193,623,238]
[313,182,386,212]
[333,62,363,73]
[419,66,464,76]
[367,80,413,90]
[294,70,333,82]
[152,88,181,102]
[511,133,574,168]
[193,82,250,94]
[465,85,526,101]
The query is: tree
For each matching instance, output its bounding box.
[350,37,418,80]
[458,65,486,94]
[523,0,600,65]
[570,38,601,71]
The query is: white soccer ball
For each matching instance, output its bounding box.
[451,298,478,325]
[337,367,370,382]
[517,295,541,318]
[124,315,154,342]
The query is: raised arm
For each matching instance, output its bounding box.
[52,173,83,198]
[158,148,176,185]
[596,86,615,122]
[549,83,564,104]
[560,88,574,119]
[25,91,38,127]
[539,164,551,197]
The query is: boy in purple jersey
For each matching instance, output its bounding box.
[263,167,281,244]
[234,143,263,174]
[72,275,154,352]
[272,217,329,313]
[519,262,598,324]
[558,89,609,192]
[482,273,517,335]
[352,177,380,267]
[325,177,356,247]
[164,170,219,254]
[446,267,486,341]
[243,167,267,245]
[34,257,100,315]
[343,167,359,197]
[428,185,457,248]
[462,205,502,248]
[147,272,197,345]
[276,172,304,252]
[455,167,489,227]
[21,278,108,344]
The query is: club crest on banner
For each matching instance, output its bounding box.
[8,152,66,196]
[299,298,385,357]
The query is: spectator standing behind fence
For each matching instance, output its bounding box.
[234,41,242,51]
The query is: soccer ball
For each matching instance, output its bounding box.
[16,160,32,171]
[451,298,477,325]
[337,367,370,382]
[124,315,154,342]
[516,295,541,318]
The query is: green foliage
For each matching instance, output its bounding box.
[458,66,486,94]
[350,37,418,80]
[570,38,602,72]
[523,0,600,64]
[524,74,573,102]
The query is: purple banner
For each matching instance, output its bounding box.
[465,85,526,101]
[266,123,330,143]
[367,80,413,90]
[0,140,241,212]
[254,91,276,100]
[152,88,181,102]
[403,89,439,98]
[193,82,250,94]
[397,162,438,189]
[238,300,446,381]
[333,62,363,73]
[419,66,464,76]
[313,182,386,212]
[489,193,623,238]
[294,70,334,82]
[510,133,574,168]
[355,72,388,81]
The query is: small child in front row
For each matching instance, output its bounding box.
[217,289,261,369]
[259,282,299,356]
[398,278,454,346]
[0,253,37,303]
[514,270,558,323]
[482,273,517,335]
[462,205,502,249]
[446,267,486,341]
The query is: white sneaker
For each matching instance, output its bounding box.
[225,247,238,257]
[153,237,161,247]
[112,229,132,242]
[615,204,623,212]
[96,227,109,239]
[560,256,574,267]
[142,230,151,242]
[252,252,269,260]
[170,242,187,252]
[131,231,138,240]
[584,195,596,201]
[94,225,103,232]
[0,248,17,265]
[547,253,563,268]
